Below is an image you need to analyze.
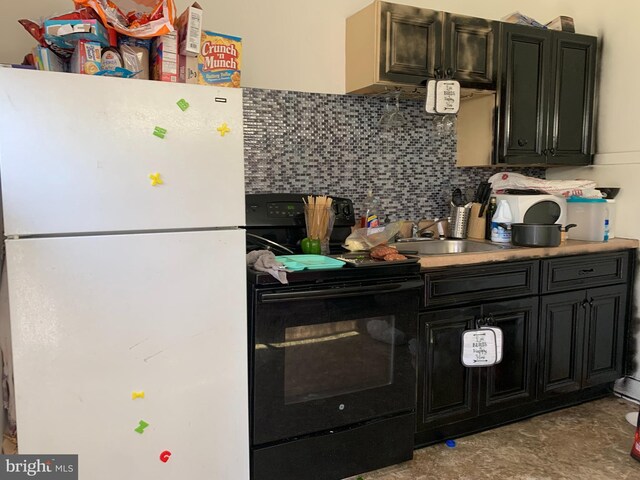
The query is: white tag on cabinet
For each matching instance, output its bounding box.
[435,80,460,114]
[461,328,498,367]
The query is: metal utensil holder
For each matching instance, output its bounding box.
[449,205,471,239]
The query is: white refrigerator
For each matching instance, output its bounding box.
[0,68,249,479]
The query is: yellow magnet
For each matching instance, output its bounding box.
[217,122,231,136]
[149,173,163,186]
[132,391,145,400]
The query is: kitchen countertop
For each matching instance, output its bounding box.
[418,237,639,269]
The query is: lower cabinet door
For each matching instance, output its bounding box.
[539,290,587,398]
[417,306,480,430]
[583,284,627,386]
[479,297,539,413]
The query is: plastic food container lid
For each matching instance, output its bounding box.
[566,197,607,203]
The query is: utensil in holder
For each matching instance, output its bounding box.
[303,197,335,254]
[449,205,471,239]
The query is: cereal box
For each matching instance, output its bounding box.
[198,31,241,88]
[151,32,178,82]
[70,39,101,75]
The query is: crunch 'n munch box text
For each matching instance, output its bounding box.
[198,30,242,88]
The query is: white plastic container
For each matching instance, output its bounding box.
[491,199,512,243]
[566,197,608,241]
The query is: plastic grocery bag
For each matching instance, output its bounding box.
[343,222,402,252]
[74,0,176,38]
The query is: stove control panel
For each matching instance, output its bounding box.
[245,194,355,228]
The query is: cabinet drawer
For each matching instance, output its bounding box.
[423,261,539,308]
[541,252,629,294]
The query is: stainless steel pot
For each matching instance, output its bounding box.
[503,223,576,247]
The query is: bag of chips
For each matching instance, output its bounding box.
[74,0,176,38]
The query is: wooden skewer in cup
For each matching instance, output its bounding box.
[302,195,333,254]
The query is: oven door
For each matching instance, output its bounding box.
[251,277,422,446]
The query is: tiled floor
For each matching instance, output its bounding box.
[348,396,640,480]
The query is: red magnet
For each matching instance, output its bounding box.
[160,450,172,463]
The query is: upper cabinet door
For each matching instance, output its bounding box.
[547,33,597,166]
[379,2,441,84]
[443,13,497,87]
[498,24,553,165]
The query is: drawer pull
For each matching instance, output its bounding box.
[578,268,595,275]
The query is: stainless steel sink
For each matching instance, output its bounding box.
[391,239,509,255]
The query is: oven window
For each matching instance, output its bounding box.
[283,316,396,405]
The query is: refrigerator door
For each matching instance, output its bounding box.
[5,230,248,479]
[0,69,245,236]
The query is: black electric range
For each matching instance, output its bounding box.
[245,193,422,480]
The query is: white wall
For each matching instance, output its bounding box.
[1,0,597,94]
[546,3,640,384]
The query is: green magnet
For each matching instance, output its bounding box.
[176,99,190,111]
[134,420,149,434]
[153,127,167,139]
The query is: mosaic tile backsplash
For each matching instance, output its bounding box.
[243,88,545,221]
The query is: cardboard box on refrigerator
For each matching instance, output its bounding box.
[197,30,242,88]
[70,40,101,75]
[151,32,178,82]
[179,54,198,84]
[176,2,203,57]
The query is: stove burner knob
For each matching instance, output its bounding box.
[338,404,345,411]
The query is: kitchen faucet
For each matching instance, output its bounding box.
[396,218,447,242]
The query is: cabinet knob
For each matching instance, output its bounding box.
[581,299,588,309]
[542,148,548,156]
[517,138,528,147]
[549,148,556,156]
[589,298,594,307]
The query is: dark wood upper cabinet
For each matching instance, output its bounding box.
[346,1,497,94]
[497,24,597,166]
[443,13,497,87]
[548,33,597,165]
[498,25,552,165]
[379,3,441,83]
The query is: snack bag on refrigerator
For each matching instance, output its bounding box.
[74,0,176,38]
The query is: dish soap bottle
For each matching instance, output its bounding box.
[360,190,380,228]
[491,199,513,243]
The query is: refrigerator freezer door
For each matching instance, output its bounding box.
[5,230,249,479]
[0,69,245,236]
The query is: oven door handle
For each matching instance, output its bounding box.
[259,279,424,303]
